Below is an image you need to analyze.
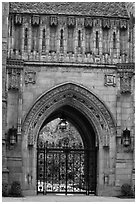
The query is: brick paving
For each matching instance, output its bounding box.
[2,195,135,202]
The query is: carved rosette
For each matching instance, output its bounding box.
[14,14,22,25]
[49,16,58,27]
[25,71,36,84]
[8,68,21,90]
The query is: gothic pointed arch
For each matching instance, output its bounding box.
[22,82,116,148]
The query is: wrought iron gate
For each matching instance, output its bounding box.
[37,141,96,195]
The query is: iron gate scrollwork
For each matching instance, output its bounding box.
[37,141,96,195]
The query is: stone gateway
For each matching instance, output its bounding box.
[2,2,135,196]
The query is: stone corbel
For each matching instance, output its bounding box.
[32,15,40,26]
[84,17,93,28]
[102,18,110,29]
[49,16,58,27]
[67,16,76,27]
[14,14,22,25]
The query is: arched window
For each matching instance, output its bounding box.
[31,27,39,52]
[103,28,109,53]
[120,29,127,54]
[67,27,74,53]
[113,32,116,49]
[24,28,28,50]
[10,16,12,37]
[42,28,46,51]
[85,28,92,53]
[14,25,21,52]
[50,26,56,52]
[60,29,64,48]
[78,30,81,47]
[96,31,99,49]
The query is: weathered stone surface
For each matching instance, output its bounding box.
[3,2,135,197]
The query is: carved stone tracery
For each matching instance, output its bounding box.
[67,16,76,27]
[32,15,40,26]
[49,16,58,27]
[8,68,21,90]
[22,83,115,147]
[84,17,93,28]
[14,14,22,25]
[117,63,134,93]
[102,19,110,29]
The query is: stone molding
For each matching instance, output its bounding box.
[22,83,116,147]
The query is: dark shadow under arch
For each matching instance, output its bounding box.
[40,105,96,149]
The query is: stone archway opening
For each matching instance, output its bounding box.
[22,82,116,196]
[37,105,97,195]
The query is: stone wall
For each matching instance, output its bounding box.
[5,2,135,196]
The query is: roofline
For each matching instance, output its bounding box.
[9,12,130,20]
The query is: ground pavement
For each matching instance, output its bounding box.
[2,195,135,202]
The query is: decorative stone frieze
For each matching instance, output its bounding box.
[25,71,36,84]
[49,16,58,27]
[102,18,110,29]
[14,14,22,25]
[119,19,128,29]
[31,15,40,26]
[104,74,116,87]
[7,59,24,69]
[84,17,93,28]
[67,16,76,27]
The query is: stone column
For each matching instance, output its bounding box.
[2,2,9,183]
